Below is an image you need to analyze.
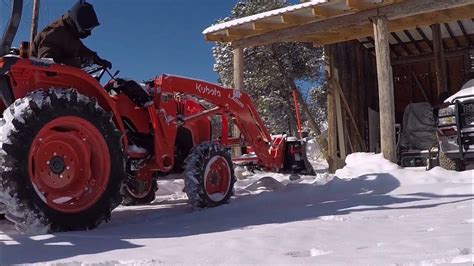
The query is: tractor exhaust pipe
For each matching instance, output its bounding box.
[0,0,23,56]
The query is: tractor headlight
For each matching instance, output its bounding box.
[438,116,456,126]
[438,105,455,117]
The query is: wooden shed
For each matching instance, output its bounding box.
[203,0,474,172]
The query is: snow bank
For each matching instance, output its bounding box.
[336,152,473,185]
[335,153,400,179]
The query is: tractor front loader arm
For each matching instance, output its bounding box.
[154,75,285,171]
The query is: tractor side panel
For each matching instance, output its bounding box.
[6,59,124,131]
[114,94,150,134]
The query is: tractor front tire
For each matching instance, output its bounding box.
[0,89,126,232]
[183,142,235,208]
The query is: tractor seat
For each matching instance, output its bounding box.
[106,78,153,107]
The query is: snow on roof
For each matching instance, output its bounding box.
[202,0,328,35]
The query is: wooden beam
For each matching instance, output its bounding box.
[443,22,462,48]
[226,28,264,38]
[391,32,412,55]
[403,30,424,54]
[391,47,467,65]
[312,6,347,18]
[367,36,400,58]
[295,5,474,46]
[431,24,448,98]
[457,20,473,46]
[331,77,367,151]
[346,0,385,11]
[346,0,406,11]
[373,15,396,163]
[252,21,288,31]
[281,14,315,24]
[231,0,473,48]
[410,71,429,102]
[334,81,347,160]
[416,27,433,51]
[205,34,234,42]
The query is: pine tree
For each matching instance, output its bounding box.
[212,0,326,136]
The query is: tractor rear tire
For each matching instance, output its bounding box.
[0,89,126,232]
[183,142,235,208]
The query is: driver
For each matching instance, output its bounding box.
[31,0,111,69]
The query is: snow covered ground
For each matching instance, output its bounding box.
[1,153,473,265]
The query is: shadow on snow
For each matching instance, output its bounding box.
[1,172,472,264]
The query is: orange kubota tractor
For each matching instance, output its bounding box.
[0,0,315,232]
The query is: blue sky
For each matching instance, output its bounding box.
[1,0,299,83]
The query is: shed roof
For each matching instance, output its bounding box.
[360,19,473,59]
[203,0,474,49]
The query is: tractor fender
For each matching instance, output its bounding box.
[6,58,125,132]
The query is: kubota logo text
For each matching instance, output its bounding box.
[196,83,221,97]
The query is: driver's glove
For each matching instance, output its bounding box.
[95,56,112,69]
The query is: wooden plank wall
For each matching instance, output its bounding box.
[328,39,470,170]
[327,40,378,164]
[392,55,466,123]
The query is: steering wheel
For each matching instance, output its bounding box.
[87,65,120,82]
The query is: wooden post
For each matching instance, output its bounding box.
[233,47,244,90]
[431,24,447,99]
[232,47,244,156]
[373,15,396,163]
[325,45,338,173]
[29,0,40,54]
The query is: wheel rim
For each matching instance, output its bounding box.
[125,165,154,199]
[28,116,111,213]
[204,156,231,202]
[125,181,153,199]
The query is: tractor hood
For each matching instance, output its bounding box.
[0,0,23,56]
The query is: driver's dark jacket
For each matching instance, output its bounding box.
[31,14,97,68]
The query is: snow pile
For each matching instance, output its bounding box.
[336,152,473,186]
[335,153,400,179]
